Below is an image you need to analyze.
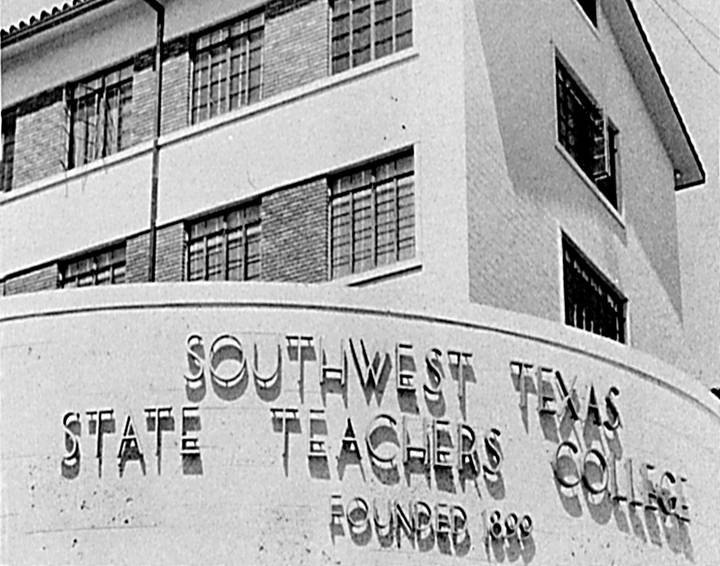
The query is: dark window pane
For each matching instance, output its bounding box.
[563,238,625,343]
[187,203,261,282]
[192,11,264,124]
[331,0,413,74]
[70,64,132,169]
[330,150,414,277]
[60,243,126,289]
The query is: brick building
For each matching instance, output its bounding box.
[1,1,717,565]
[0,0,705,367]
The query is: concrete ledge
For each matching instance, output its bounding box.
[2,281,715,420]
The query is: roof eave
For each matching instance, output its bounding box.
[603,0,705,191]
[1,0,117,49]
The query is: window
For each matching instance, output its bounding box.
[330,150,414,278]
[191,12,264,124]
[60,243,126,288]
[70,64,133,168]
[563,237,626,343]
[1,112,16,192]
[556,58,619,209]
[575,0,597,26]
[187,203,261,281]
[331,0,413,74]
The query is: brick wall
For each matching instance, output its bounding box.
[13,96,67,188]
[155,222,186,282]
[132,37,190,140]
[161,51,190,135]
[263,0,329,99]
[129,66,156,145]
[4,264,58,296]
[126,231,151,283]
[262,178,328,283]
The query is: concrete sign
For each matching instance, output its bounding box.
[1,285,717,565]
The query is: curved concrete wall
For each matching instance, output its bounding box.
[1,284,717,565]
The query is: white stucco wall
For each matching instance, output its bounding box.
[469,0,689,369]
[1,284,717,565]
[0,149,153,275]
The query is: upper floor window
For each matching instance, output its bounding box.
[330,150,415,278]
[60,243,126,288]
[575,0,597,26]
[563,236,626,343]
[70,64,133,168]
[331,0,413,74]
[556,57,619,210]
[1,112,16,192]
[191,12,264,124]
[187,203,261,281]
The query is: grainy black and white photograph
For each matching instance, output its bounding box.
[1,0,718,564]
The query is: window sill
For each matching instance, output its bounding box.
[0,141,154,206]
[564,323,627,347]
[160,48,419,150]
[555,142,625,228]
[331,258,422,288]
[569,0,600,38]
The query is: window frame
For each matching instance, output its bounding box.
[185,202,262,282]
[189,10,265,125]
[68,62,134,169]
[561,235,627,343]
[595,118,620,210]
[330,0,413,75]
[329,149,415,279]
[555,55,621,213]
[59,242,127,288]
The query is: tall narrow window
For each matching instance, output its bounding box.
[70,64,133,168]
[556,57,619,210]
[60,243,126,288]
[563,237,626,343]
[187,203,261,281]
[331,0,413,74]
[191,12,264,124]
[330,150,414,278]
[1,112,16,192]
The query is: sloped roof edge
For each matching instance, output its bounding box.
[606,0,704,190]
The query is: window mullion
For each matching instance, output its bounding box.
[371,174,377,268]
[244,33,250,106]
[391,0,396,53]
[349,0,354,69]
[100,80,108,158]
[370,0,375,61]
[242,216,249,281]
[223,218,229,281]
[393,174,400,261]
[203,235,209,281]
[226,40,231,114]
[349,188,355,273]
[204,52,210,119]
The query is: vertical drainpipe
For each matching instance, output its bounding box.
[142,0,164,282]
